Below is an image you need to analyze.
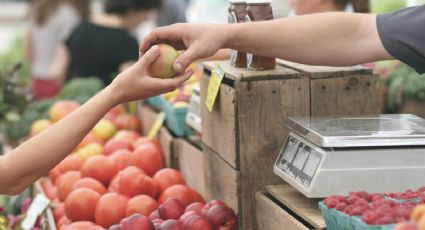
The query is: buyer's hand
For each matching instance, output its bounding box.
[110,45,193,104]
[139,24,226,74]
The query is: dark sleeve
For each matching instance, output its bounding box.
[376,5,425,74]
[118,36,139,64]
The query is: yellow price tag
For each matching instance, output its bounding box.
[147,112,166,139]
[205,63,225,112]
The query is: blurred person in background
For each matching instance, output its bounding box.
[50,0,161,87]
[25,0,90,100]
[156,0,187,27]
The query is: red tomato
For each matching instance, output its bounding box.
[104,105,126,121]
[49,166,62,184]
[113,114,141,131]
[129,142,164,177]
[104,139,132,156]
[73,178,107,195]
[188,187,205,204]
[132,137,152,149]
[153,168,186,195]
[81,156,118,186]
[65,188,100,221]
[108,149,132,171]
[118,166,156,198]
[108,173,121,193]
[57,155,83,173]
[113,130,141,143]
[61,221,95,230]
[53,203,65,222]
[57,171,82,201]
[42,179,58,201]
[77,133,104,150]
[126,195,158,217]
[57,216,71,229]
[158,185,194,207]
[95,193,129,228]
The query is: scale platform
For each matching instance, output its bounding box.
[274,114,425,198]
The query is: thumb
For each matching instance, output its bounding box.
[173,44,202,74]
[135,45,160,71]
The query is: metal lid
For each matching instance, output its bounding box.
[287,114,425,147]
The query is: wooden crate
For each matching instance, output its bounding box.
[200,60,380,229]
[174,138,207,198]
[256,184,326,230]
[137,102,160,136]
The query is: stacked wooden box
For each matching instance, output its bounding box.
[200,60,381,229]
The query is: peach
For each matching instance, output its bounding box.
[148,44,179,79]
[411,204,425,222]
[30,119,52,136]
[49,100,80,123]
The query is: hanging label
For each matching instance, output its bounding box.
[205,64,225,112]
[147,112,166,139]
[21,194,50,230]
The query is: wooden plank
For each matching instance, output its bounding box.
[159,127,177,168]
[266,184,326,229]
[175,139,207,198]
[310,74,381,116]
[203,146,239,216]
[138,103,159,136]
[203,61,299,81]
[277,59,372,79]
[256,192,309,230]
[236,78,310,230]
[200,74,238,168]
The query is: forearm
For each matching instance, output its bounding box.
[0,86,117,194]
[224,13,391,66]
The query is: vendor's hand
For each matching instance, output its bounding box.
[110,45,193,104]
[140,23,227,74]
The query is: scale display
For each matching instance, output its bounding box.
[275,135,323,188]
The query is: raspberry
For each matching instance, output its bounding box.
[371,215,395,225]
[356,191,371,201]
[362,211,380,224]
[354,199,369,207]
[346,196,359,205]
[336,202,347,211]
[324,198,338,209]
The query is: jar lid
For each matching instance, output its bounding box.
[246,0,272,3]
[228,0,246,3]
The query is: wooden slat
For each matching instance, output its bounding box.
[200,74,238,168]
[310,74,381,116]
[256,192,309,230]
[236,78,310,230]
[175,139,207,198]
[266,184,326,229]
[277,59,372,79]
[203,61,299,81]
[158,127,177,168]
[203,146,239,215]
[138,103,159,136]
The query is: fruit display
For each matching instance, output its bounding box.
[320,188,425,230]
[34,100,236,230]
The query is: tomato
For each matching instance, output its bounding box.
[118,166,156,198]
[113,130,141,143]
[108,149,132,171]
[158,185,194,207]
[42,179,58,201]
[95,193,129,228]
[113,114,141,131]
[104,139,132,156]
[77,133,104,150]
[53,203,65,222]
[108,173,121,193]
[59,155,83,171]
[57,171,82,201]
[65,188,100,221]
[104,105,126,121]
[81,155,118,186]
[57,215,71,229]
[153,168,186,195]
[73,178,106,195]
[132,137,152,149]
[126,195,158,217]
[49,166,62,184]
[188,187,205,204]
[61,221,95,230]
[49,100,80,123]
[129,142,164,177]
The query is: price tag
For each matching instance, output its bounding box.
[147,112,166,139]
[21,194,50,230]
[205,64,225,112]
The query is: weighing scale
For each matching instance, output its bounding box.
[186,85,201,133]
[274,114,425,198]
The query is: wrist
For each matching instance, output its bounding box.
[101,83,121,109]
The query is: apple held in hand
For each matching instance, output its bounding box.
[148,44,180,79]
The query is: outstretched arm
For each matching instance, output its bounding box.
[140,12,392,74]
[0,46,192,195]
